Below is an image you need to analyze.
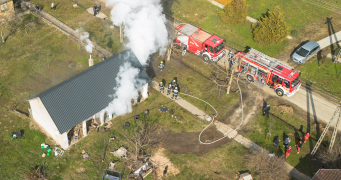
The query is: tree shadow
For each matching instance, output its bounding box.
[293,153,323,178]
[326,17,341,57]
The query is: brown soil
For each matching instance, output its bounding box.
[161,125,231,155]
[150,148,180,179]
[277,105,294,114]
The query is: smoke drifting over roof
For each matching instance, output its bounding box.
[103,0,169,116]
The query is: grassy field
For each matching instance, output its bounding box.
[163,0,289,56]
[30,0,123,54]
[241,97,332,177]
[298,56,341,99]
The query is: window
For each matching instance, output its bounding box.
[272,74,279,82]
[209,46,213,53]
[214,42,224,53]
[309,47,319,55]
[296,47,309,57]
[1,4,8,12]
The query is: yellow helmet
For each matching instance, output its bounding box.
[173,79,176,82]
[160,82,163,84]
[161,61,163,64]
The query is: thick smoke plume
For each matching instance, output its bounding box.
[106,0,169,65]
[103,0,169,116]
[105,62,146,115]
[76,28,95,53]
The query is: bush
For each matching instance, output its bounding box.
[290,29,300,37]
[253,6,289,45]
[219,0,247,25]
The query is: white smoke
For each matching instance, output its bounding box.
[105,62,146,115]
[103,0,169,116]
[106,0,169,65]
[76,28,95,53]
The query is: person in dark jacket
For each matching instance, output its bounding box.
[263,104,270,118]
[93,4,98,16]
[295,140,303,154]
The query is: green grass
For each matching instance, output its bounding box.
[164,141,250,179]
[298,56,341,98]
[30,0,124,54]
[246,0,331,31]
[241,96,333,177]
[165,0,288,56]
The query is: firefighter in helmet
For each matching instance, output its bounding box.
[171,79,177,90]
[158,61,164,72]
[182,45,187,56]
[172,87,179,99]
[159,82,164,93]
[167,83,172,95]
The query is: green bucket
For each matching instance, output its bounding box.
[47,152,50,156]
[47,149,52,153]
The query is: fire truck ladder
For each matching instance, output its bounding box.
[311,103,341,155]
[244,48,295,74]
[334,48,341,63]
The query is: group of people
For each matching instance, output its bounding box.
[273,132,310,159]
[159,79,179,99]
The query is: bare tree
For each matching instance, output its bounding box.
[247,151,290,180]
[113,119,160,163]
[0,9,29,43]
[316,139,341,169]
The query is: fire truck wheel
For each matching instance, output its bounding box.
[275,89,284,96]
[203,55,209,62]
[247,74,254,82]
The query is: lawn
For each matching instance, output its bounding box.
[241,97,333,177]
[30,0,124,54]
[298,56,341,99]
[163,0,289,56]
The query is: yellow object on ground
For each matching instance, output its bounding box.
[215,0,233,5]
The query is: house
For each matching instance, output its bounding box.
[28,50,151,149]
[311,169,341,180]
[0,0,14,21]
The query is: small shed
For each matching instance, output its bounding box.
[28,50,151,149]
[311,169,341,180]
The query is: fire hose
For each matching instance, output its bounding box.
[179,73,244,145]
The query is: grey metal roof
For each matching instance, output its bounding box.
[29,49,151,134]
[179,24,198,36]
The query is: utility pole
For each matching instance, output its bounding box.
[311,102,341,155]
[120,24,123,43]
[167,22,177,61]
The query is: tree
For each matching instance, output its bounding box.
[219,0,247,25]
[253,6,289,45]
[247,151,290,180]
[316,140,341,169]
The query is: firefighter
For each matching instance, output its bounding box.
[182,45,187,56]
[93,4,98,16]
[167,83,172,95]
[159,82,164,93]
[172,87,179,99]
[158,61,164,72]
[171,79,177,90]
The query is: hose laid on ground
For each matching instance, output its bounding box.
[180,72,244,145]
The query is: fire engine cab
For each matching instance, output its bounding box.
[175,24,226,62]
[236,48,301,97]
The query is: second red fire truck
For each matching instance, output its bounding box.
[235,48,301,97]
[175,23,226,62]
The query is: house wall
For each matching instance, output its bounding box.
[0,1,15,21]
[28,97,68,149]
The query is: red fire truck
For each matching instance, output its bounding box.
[235,48,301,97]
[175,24,226,62]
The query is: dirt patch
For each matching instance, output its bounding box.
[76,167,85,173]
[150,148,180,179]
[162,126,231,155]
[277,105,294,114]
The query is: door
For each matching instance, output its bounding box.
[305,46,320,62]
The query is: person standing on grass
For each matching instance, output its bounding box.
[273,137,281,149]
[296,140,303,154]
[51,2,54,10]
[286,146,292,159]
[93,4,98,16]
[283,137,291,148]
[304,132,310,143]
[262,104,270,118]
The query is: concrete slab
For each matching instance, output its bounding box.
[86,8,107,19]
